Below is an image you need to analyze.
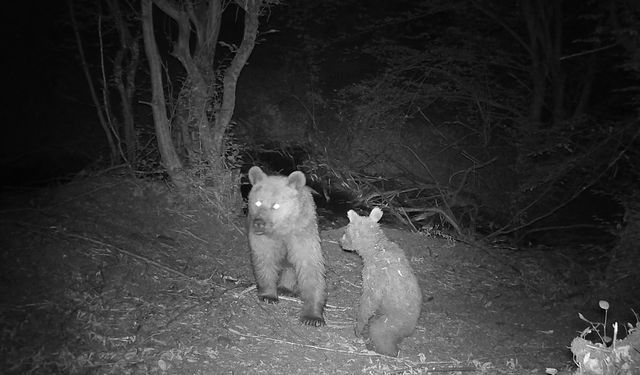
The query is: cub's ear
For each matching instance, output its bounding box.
[369,207,383,223]
[287,171,306,189]
[248,166,266,185]
[347,209,359,223]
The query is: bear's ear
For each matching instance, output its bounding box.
[287,171,306,189]
[347,209,358,223]
[248,166,266,185]
[369,207,383,223]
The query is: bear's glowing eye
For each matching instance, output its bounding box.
[255,201,262,207]
[272,203,280,210]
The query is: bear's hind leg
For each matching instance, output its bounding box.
[249,233,285,303]
[356,292,378,337]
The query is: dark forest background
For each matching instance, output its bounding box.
[2,0,639,301]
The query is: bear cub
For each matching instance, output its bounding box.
[340,207,422,356]
[246,166,326,327]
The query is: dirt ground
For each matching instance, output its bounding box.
[0,175,631,374]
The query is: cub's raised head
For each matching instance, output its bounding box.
[340,207,383,253]
[247,166,312,235]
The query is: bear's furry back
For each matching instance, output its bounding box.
[247,173,318,238]
[347,223,422,324]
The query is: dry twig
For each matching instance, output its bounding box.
[7,220,194,280]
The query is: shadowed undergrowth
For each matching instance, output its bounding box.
[0,175,636,374]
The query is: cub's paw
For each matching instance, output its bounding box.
[258,295,279,304]
[300,314,325,327]
[365,340,398,357]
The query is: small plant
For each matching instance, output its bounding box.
[568,300,640,375]
[578,300,613,345]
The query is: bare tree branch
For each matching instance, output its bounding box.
[150,0,181,20]
[484,126,640,240]
[67,0,118,165]
[213,0,263,154]
[471,0,532,56]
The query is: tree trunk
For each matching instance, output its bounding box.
[549,0,564,126]
[154,0,219,162]
[573,53,596,119]
[521,0,567,128]
[141,0,186,187]
[529,59,546,126]
[141,0,266,214]
[108,0,140,166]
[522,0,546,127]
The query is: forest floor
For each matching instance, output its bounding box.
[0,174,635,374]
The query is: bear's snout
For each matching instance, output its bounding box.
[252,218,266,234]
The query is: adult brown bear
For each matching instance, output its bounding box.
[246,166,326,327]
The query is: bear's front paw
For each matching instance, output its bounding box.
[300,314,325,327]
[258,295,279,304]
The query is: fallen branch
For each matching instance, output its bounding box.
[7,220,193,280]
[237,284,345,311]
[389,364,477,374]
[515,223,608,243]
[64,231,192,278]
[228,327,378,356]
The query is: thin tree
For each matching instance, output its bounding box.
[107,0,140,166]
[68,0,119,165]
